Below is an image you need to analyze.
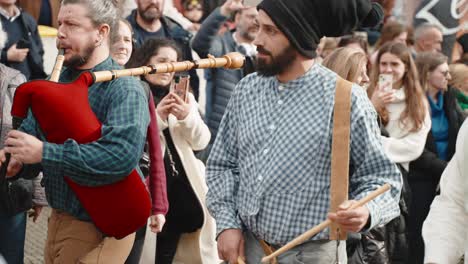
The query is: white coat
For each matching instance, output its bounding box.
[157,93,219,264]
[422,119,468,264]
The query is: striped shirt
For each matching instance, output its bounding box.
[206,64,402,245]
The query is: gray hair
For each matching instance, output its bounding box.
[61,0,120,42]
[414,23,442,41]
[0,22,7,51]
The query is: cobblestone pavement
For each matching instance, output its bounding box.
[24,207,50,264]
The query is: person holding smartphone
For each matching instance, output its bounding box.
[127,38,218,264]
[0,0,46,80]
[408,52,466,264]
[368,42,431,171]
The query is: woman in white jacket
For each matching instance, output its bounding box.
[128,38,218,264]
[422,119,468,264]
[367,42,431,262]
[368,42,431,171]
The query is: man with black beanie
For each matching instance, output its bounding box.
[206,0,402,263]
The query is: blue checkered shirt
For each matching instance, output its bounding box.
[206,64,402,245]
[19,57,149,221]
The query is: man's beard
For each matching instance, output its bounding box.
[239,25,257,42]
[138,4,163,23]
[64,43,96,68]
[256,45,297,77]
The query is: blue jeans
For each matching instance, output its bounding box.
[0,211,26,264]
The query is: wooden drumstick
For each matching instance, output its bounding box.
[261,184,391,263]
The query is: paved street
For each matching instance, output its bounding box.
[24,207,50,264]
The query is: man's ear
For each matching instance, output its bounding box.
[97,24,111,45]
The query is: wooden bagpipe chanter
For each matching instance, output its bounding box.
[1,52,244,239]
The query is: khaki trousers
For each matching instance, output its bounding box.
[44,209,135,264]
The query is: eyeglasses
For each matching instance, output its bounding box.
[186,4,202,11]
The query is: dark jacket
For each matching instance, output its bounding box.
[347,125,410,264]
[406,86,466,264]
[409,87,466,183]
[192,7,252,141]
[16,0,61,28]
[126,10,199,100]
[0,10,46,80]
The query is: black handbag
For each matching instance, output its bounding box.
[0,177,34,216]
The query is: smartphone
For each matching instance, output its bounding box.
[16,38,31,49]
[243,0,262,7]
[170,76,190,103]
[378,74,393,92]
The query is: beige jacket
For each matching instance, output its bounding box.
[157,93,219,264]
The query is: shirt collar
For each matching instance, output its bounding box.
[0,5,21,22]
[271,62,319,90]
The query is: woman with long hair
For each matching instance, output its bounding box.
[127,38,218,264]
[408,52,466,263]
[322,47,369,87]
[368,42,431,263]
[368,42,430,170]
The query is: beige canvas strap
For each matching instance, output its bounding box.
[329,77,352,240]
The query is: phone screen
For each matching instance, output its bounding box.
[170,76,189,103]
[378,74,393,92]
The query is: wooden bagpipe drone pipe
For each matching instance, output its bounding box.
[1,51,244,239]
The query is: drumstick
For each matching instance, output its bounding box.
[261,184,391,263]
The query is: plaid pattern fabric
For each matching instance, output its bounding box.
[206,64,402,245]
[19,57,149,221]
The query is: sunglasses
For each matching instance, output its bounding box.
[186,4,202,11]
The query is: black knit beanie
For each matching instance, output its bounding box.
[257,0,383,58]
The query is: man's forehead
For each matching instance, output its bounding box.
[256,10,277,28]
[241,6,258,16]
[58,3,88,20]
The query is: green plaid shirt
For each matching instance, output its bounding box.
[19,57,149,221]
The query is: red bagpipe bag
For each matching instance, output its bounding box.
[11,72,151,239]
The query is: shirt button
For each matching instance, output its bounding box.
[278,85,284,91]
[263,148,269,154]
[258,175,263,181]
[278,100,283,105]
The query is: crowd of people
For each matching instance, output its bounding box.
[0,0,467,264]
